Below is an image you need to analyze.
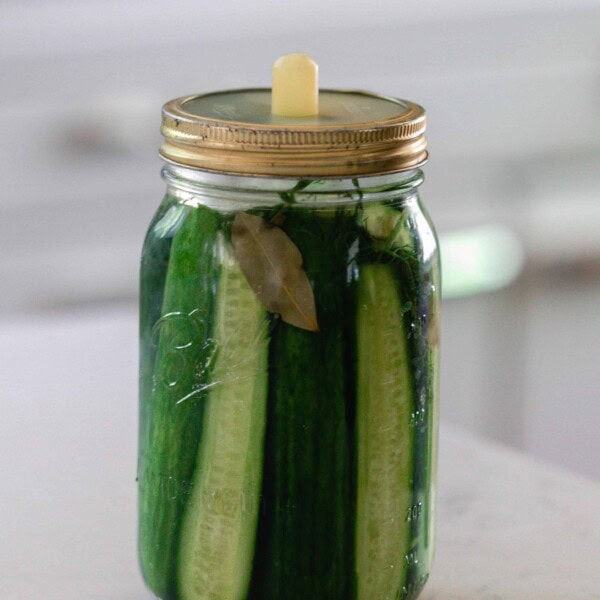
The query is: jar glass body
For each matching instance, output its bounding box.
[138,164,441,600]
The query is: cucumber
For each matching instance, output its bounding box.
[355,263,414,600]
[177,240,269,600]
[394,205,439,594]
[361,200,441,597]
[139,205,221,599]
[139,200,192,457]
[249,210,355,600]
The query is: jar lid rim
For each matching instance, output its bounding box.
[160,88,428,177]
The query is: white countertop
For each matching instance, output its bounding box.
[1,306,599,599]
[425,428,600,600]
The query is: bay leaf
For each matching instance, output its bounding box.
[231,212,319,332]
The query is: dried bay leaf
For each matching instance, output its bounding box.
[231,212,319,332]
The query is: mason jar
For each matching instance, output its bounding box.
[138,82,440,600]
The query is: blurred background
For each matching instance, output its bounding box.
[2,2,600,595]
[2,0,600,497]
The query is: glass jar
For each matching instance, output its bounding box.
[138,80,440,600]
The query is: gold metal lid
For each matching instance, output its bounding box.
[160,61,427,177]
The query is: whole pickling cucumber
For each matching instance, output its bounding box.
[139,205,221,599]
[249,209,356,600]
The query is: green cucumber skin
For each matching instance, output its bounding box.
[139,197,176,460]
[355,263,414,600]
[249,210,356,600]
[177,249,269,600]
[138,205,221,599]
[139,198,192,466]
[400,205,440,596]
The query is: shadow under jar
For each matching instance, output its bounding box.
[138,83,440,600]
